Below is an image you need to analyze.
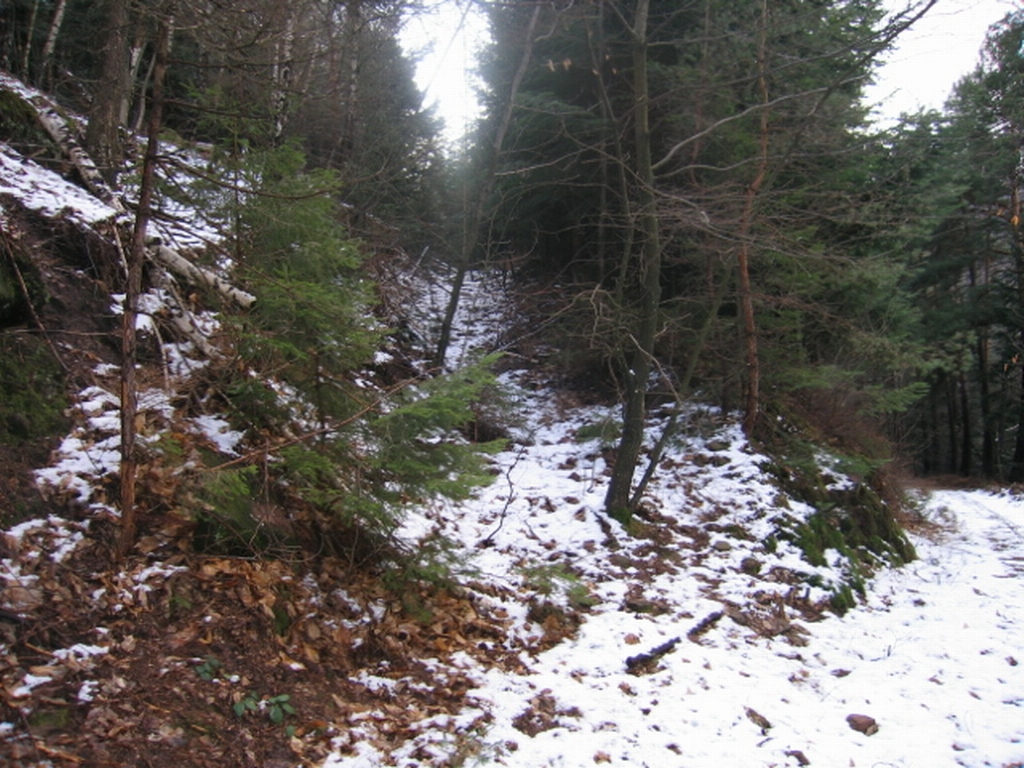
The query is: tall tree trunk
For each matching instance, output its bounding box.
[967,254,996,476]
[1012,363,1024,482]
[604,0,661,520]
[958,369,972,477]
[736,0,770,438]
[40,0,69,89]
[21,0,40,79]
[271,5,297,142]
[944,370,958,474]
[628,267,731,506]
[118,11,171,561]
[432,2,542,371]
[1009,151,1024,481]
[976,332,994,476]
[924,377,940,475]
[86,0,132,185]
[339,0,362,160]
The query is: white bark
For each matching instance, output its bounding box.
[150,267,220,358]
[40,0,69,85]
[0,71,255,359]
[148,243,256,308]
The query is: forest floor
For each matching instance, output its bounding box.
[0,269,1022,768]
[0,109,1022,766]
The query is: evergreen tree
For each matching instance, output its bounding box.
[478,0,932,518]
[900,9,1024,480]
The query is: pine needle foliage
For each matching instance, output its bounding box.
[191,143,505,575]
[368,354,506,506]
[227,142,380,429]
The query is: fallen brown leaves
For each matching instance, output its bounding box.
[0,516,518,768]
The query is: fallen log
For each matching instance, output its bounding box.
[0,71,125,214]
[149,242,255,308]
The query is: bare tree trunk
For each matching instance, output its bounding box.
[1012,362,1024,482]
[944,370,958,473]
[1008,153,1024,481]
[118,11,171,562]
[271,5,297,142]
[21,0,41,79]
[604,0,661,520]
[86,0,132,185]
[629,267,731,505]
[432,2,542,371]
[339,0,362,160]
[584,4,635,290]
[736,0,770,438]
[958,368,972,477]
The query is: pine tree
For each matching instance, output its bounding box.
[479,0,933,519]
[899,9,1024,480]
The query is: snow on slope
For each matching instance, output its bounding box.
[0,114,1019,765]
[320,274,1024,768]
[323,371,1024,767]
[0,142,119,227]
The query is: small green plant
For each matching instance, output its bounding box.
[233,692,259,717]
[520,563,598,610]
[566,581,600,610]
[233,692,297,729]
[194,656,224,682]
[265,694,297,726]
[574,417,621,448]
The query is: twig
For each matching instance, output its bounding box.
[480,433,534,547]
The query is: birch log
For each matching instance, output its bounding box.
[148,243,255,308]
[0,73,126,214]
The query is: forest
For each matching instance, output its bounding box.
[0,0,1023,766]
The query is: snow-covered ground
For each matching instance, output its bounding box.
[0,99,1020,765]
[319,274,1024,768]
[323,415,1019,768]
[319,375,1024,767]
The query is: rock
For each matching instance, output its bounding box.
[785,749,810,766]
[740,556,762,575]
[846,713,879,735]
[745,706,772,733]
[712,540,732,552]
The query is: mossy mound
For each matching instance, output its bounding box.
[0,333,68,445]
[767,459,916,614]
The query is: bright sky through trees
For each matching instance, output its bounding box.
[402,0,1014,141]
[865,0,1017,124]
[401,0,489,144]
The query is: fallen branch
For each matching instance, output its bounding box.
[686,610,724,644]
[0,71,255,324]
[149,267,219,359]
[625,636,680,675]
